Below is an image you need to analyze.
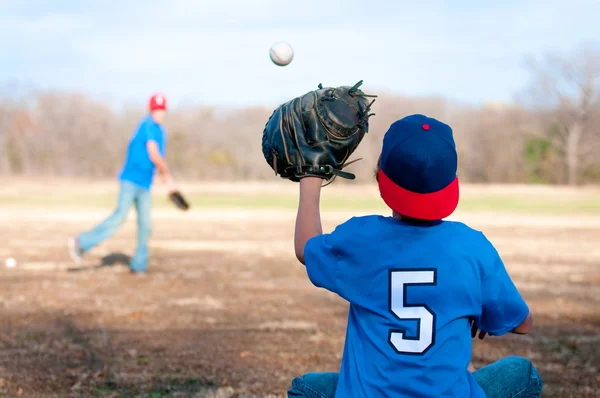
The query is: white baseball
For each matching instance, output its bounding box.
[5,257,16,268]
[269,42,294,66]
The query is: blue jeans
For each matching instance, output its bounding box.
[78,181,152,272]
[288,356,542,398]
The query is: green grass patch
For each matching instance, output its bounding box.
[457,196,600,214]
[0,191,598,214]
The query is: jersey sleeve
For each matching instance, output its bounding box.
[144,121,161,144]
[303,217,360,295]
[304,232,340,294]
[477,234,530,336]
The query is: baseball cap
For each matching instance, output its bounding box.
[149,93,167,111]
[377,114,459,220]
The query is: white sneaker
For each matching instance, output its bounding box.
[68,238,84,264]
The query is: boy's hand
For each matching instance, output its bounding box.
[166,180,177,194]
[470,319,488,340]
[159,171,175,191]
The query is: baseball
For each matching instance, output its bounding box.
[5,257,16,268]
[269,42,294,66]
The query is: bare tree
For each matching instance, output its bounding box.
[524,44,600,185]
[1,55,599,185]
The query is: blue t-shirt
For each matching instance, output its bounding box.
[304,216,529,398]
[119,115,166,190]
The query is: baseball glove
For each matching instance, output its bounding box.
[169,190,190,211]
[262,80,376,183]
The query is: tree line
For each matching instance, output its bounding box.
[0,46,598,185]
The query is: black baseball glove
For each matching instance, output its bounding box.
[169,190,190,211]
[262,80,376,183]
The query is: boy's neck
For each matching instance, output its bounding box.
[392,212,442,225]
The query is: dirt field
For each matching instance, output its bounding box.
[0,181,599,397]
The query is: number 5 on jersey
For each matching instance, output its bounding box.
[388,269,437,355]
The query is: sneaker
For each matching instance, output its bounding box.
[68,237,84,264]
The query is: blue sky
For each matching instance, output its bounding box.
[0,0,598,108]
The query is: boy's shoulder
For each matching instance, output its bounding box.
[325,215,388,245]
[138,114,151,125]
[442,219,485,236]
[443,221,501,269]
[441,220,496,249]
[138,115,161,128]
[331,214,384,233]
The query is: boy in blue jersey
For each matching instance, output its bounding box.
[68,93,174,274]
[288,115,542,397]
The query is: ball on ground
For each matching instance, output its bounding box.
[5,257,16,268]
[269,42,294,66]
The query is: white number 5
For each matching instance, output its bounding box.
[388,269,437,355]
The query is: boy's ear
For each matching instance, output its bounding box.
[374,154,382,182]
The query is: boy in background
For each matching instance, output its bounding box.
[68,93,174,274]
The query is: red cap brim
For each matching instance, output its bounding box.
[377,170,459,220]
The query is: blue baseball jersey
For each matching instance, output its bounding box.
[304,215,529,397]
[119,115,166,190]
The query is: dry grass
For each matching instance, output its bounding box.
[0,181,598,397]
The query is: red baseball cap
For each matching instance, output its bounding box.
[149,93,167,111]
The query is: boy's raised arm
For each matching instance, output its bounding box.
[294,177,323,264]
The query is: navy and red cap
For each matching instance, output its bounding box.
[377,114,459,220]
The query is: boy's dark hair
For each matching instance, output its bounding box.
[375,153,439,225]
[374,154,382,182]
